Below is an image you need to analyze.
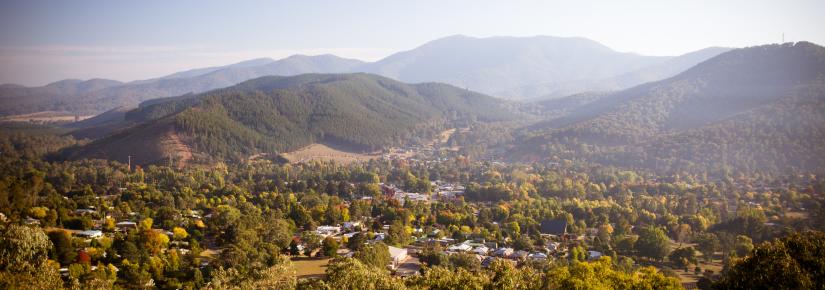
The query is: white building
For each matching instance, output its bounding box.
[77,230,103,239]
[315,226,341,237]
[528,252,548,260]
[388,246,408,269]
[448,243,473,252]
[492,247,514,257]
[472,246,490,255]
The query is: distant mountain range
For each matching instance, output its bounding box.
[0,35,729,116]
[515,41,825,174]
[49,40,825,174]
[62,73,517,166]
[0,54,365,116]
[360,35,730,99]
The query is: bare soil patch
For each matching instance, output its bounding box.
[282,143,380,164]
[158,128,193,168]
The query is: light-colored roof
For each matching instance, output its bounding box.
[388,246,407,258]
[77,230,103,237]
[448,243,473,252]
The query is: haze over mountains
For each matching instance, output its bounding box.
[0,35,729,116]
[516,41,825,174]
[360,35,730,99]
[5,34,824,175]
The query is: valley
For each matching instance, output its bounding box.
[1,10,824,289]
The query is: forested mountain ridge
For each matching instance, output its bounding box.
[516,41,825,175]
[0,55,365,116]
[63,73,516,165]
[523,46,732,100]
[0,79,123,115]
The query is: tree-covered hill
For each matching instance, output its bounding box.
[516,41,825,175]
[0,55,365,116]
[0,79,123,116]
[63,73,516,165]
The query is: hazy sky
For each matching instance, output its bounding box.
[1,0,823,86]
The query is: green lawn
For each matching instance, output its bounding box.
[293,257,331,279]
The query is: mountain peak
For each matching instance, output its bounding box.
[229,57,276,67]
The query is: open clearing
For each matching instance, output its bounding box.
[159,128,193,168]
[293,257,331,279]
[0,111,93,123]
[282,143,380,164]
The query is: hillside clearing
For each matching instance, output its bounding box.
[281,143,380,164]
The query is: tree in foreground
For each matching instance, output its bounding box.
[325,258,405,290]
[406,266,488,290]
[0,224,63,289]
[354,242,391,269]
[547,257,682,290]
[205,258,296,290]
[714,231,825,289]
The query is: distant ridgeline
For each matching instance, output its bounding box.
[517,42,825,175]
[0,35,731,117]
[61,73,518,165]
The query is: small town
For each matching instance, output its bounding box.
[2,1,824,289]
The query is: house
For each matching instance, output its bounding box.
[342,221,362,231]
[316,225,341,237]
[540,219,568,239]
[588,251,602,260]
[74,209,97,216]
[434,238,455,246]
[510,250,529,260]
[388,246,408,269]
[448,243,472,252]
[528,252,548,260]
[76,230,103,239]
[393,192,430,204]
[117,221,137,228]
[492,247,514,257]
[546,241,561,252]
[472,246,489,255]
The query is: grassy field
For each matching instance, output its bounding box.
[281,143,380,164]
[671,260,723,283]
[0,111,92,123]
[292,257,331,279]
[649,240,725,284]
